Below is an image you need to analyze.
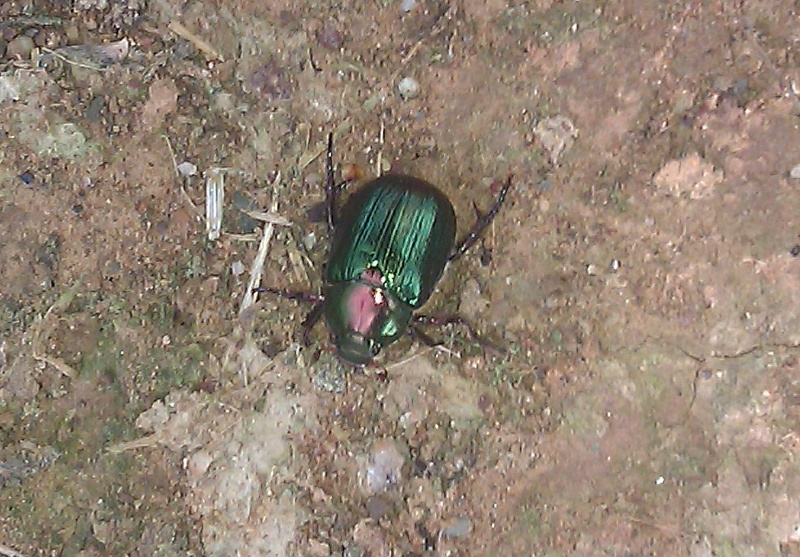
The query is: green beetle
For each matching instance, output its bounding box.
[258,134,512,366]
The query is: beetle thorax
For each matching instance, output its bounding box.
[323,268,414,366]
[347,269,388,335]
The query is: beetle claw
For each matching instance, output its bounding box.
[471,201,484,220]
[412,313,504,355]
[300,301,326,345]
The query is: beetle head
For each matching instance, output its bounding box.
[324,281,412,366]
[334,331,380,367]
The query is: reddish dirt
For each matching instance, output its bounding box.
[1,1,800,556]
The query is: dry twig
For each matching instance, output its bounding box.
[0,543,30,557]
[167,21,224,61]
[240,171,282,316]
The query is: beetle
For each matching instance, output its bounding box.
[257,134,512,366]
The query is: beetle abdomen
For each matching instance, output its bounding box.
[326,175,456,308]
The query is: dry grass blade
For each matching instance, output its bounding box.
[106,433,162,454]
[32,354,76,379]
[205,167,225,241]
[30,279,83,378]
[0,543,30,557]
[162,134,198,212]
[239,209,292,226]
[167,21,224,61]
[240,171,282,316]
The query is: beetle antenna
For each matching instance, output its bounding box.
[252,287,324,304]
[325,132,337,231]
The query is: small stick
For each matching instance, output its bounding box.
[31,280,83,378]
[240,171,282,315]
[167,21,224,61]
[0,543,29,557]
[32,354,75,378]
[39,46,106,71]
[162,134,180,179]
[239,209,292,226]
[385,347,433,371]
[162,135,198,212]
[106,433,161,454]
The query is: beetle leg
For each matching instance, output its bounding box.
[253,287,324,304]
[413,313,504,353]
[253,287,325,345]
[413,313,480,340]
[410,325,441,348]
[449,175,513,262]
[301,301,326,346]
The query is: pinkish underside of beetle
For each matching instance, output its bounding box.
[346,269,386,335]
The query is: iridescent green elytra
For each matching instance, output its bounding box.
[323,175,456,365]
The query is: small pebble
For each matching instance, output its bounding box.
[365,495,393,520]
[538,198,550,213]
[790,164,800,179]
[32,30,47,48]
[401,0,417,12]
[441,517,472,538]
[480,245,492,266]
[249,60,293,101]
[304,172,322,188]
[176,161,197,177]
[311,354,346,393]
[317,21,343,51]
[85,95,105,123]
[230,260,245,276]
[365,439,405,494]
[65,23,80,43]
[185,450,213,478]
[343,546,365,557]
[397,76,420,100]
[302,232,316,251]
[6,35,35,59]
[791,245,800,257]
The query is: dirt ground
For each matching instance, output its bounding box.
[1,0,800,555]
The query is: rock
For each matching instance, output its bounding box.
[176,161,197,177]
[363,438,405,494]
[401,0,417,13]
[441,516,472,538]
[365,494,394,520]
[317,21,343,50]
[653,153,722,199]
[398,76,420,100]
[533,115,578,164]
[6,35,35,60]
[141,77,179,131]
